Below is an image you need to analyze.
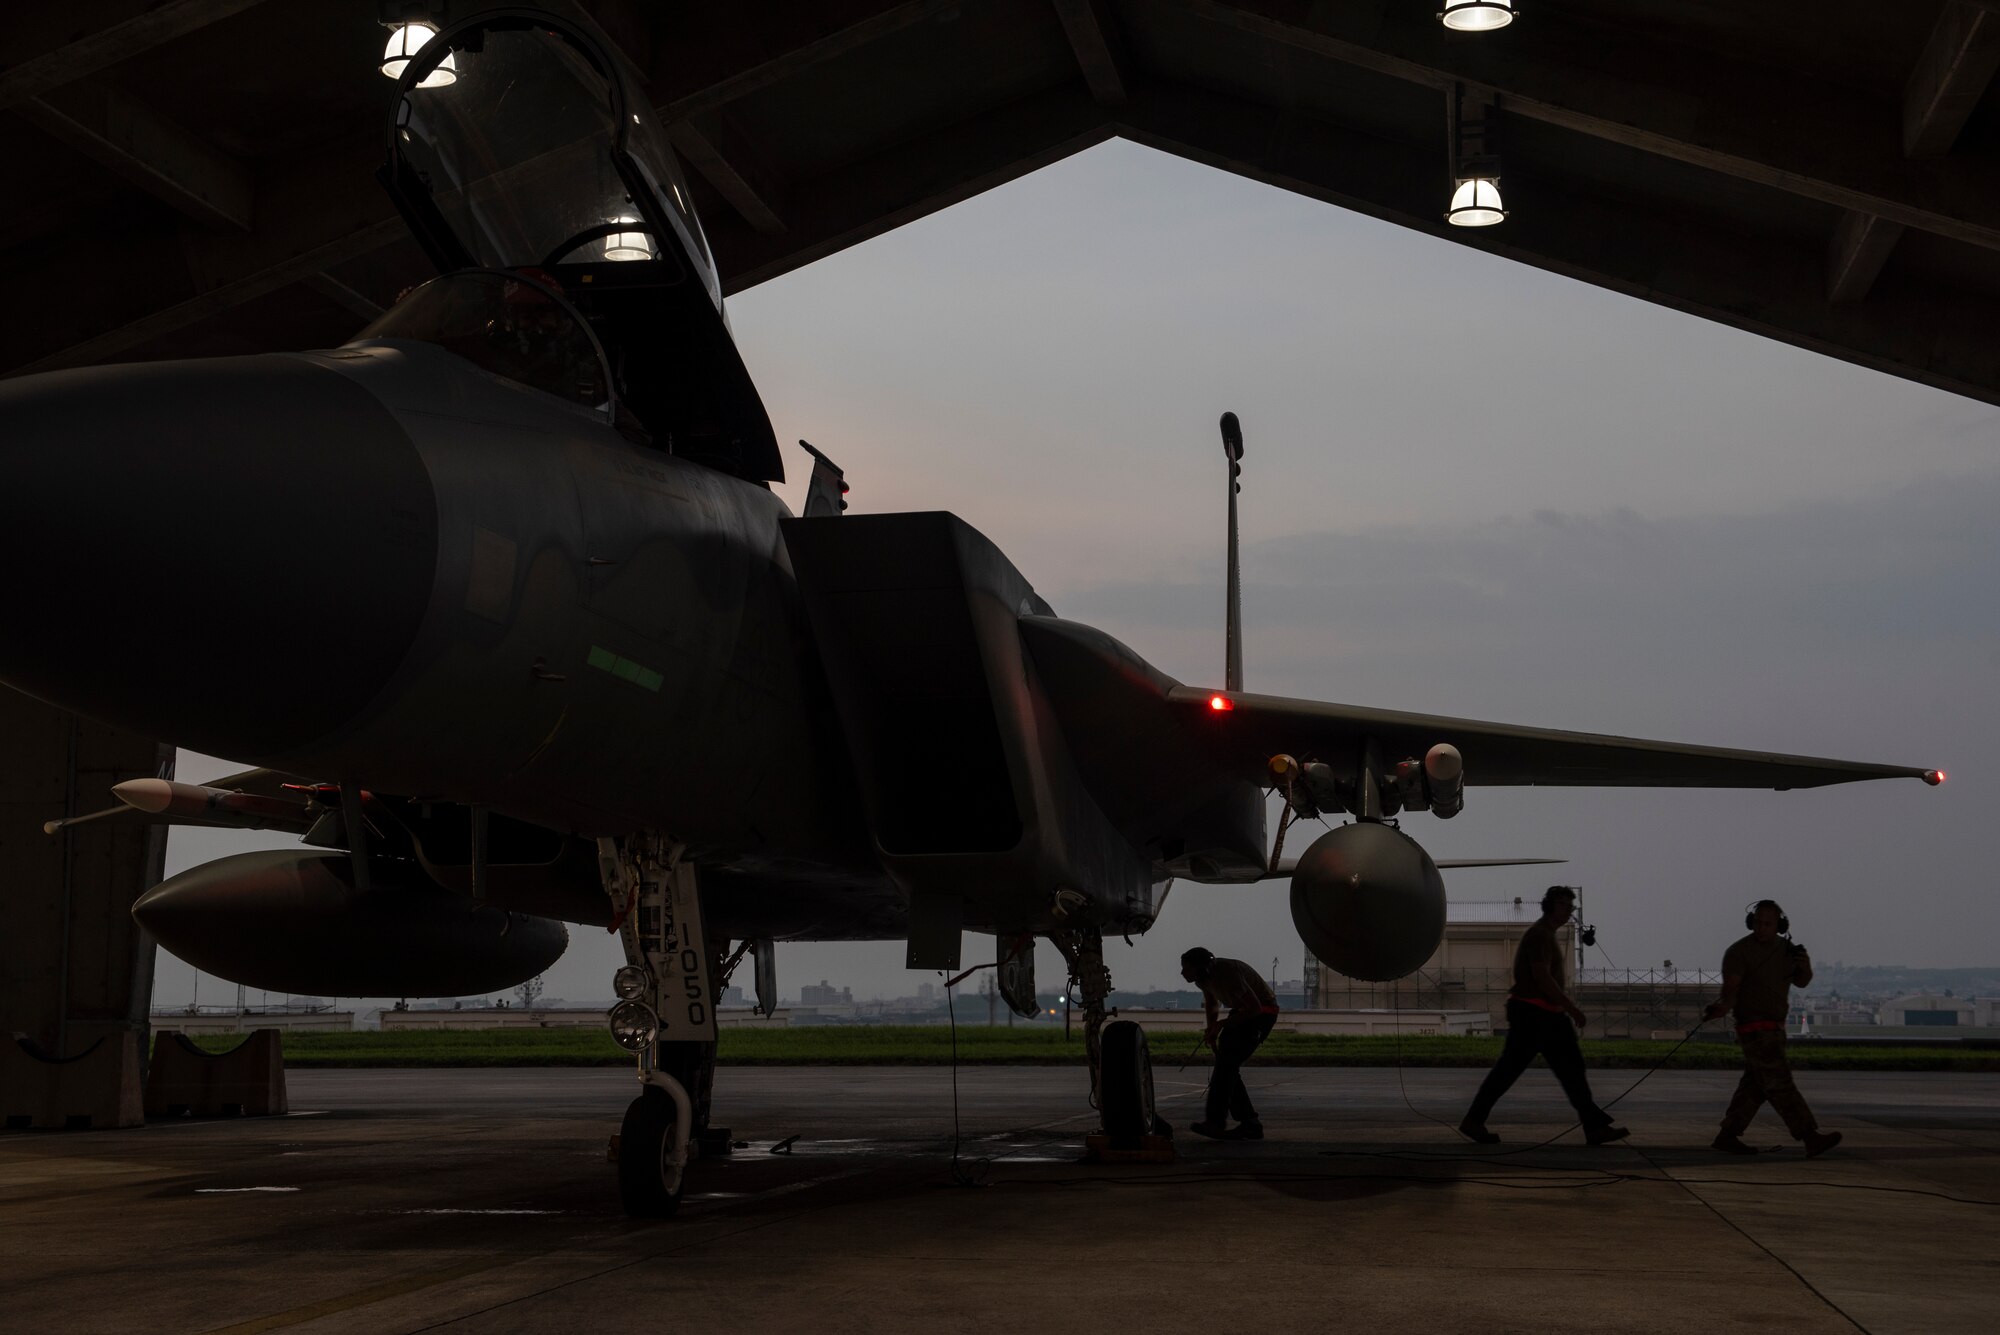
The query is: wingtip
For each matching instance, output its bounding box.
[1923,768,1946,787]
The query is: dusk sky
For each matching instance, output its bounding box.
[152,139,1996,1011]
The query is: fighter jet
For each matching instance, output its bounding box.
[0,11,1942,1215]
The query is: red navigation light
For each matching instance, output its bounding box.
[1925,769,1946,786]
[1209,694,1234,712]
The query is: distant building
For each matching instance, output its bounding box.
[799,979,853,1006]
[1794,996,1878,1029]
[1312,898,1717,1037]
[1878,993,1975,1026]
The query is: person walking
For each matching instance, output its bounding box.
[1459,886,1628,1146]
[1180,947,1279,1140]
[1704,900,1841,1157]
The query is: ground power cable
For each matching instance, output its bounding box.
[941,966,991,1187]
[935,980,2000,1209]
[1370,988,2000,1206]
[1373,979,1724,1162]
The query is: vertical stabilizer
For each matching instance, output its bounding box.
[1220,412,1244,691]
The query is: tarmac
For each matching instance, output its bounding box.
[3,1063,1996,1334]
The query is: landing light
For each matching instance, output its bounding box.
[613,965,649,1001]
[1440,1,1515,31]
[607,999,658,1051]
[1209,694,1234,712]
[380,22,457,88]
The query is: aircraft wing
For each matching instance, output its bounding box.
[1166,686,1940,790]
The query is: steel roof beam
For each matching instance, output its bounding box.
[303,273,385,324]
[670,112,790,235]
[8,139,401,376]
[1173,0,2000,255]
[1826,211,1906,304]
[1904,1,2000,157]
[710,83,1114,292]
[1828,3,2000,303]
[0,0,271,110]
[658,0,962,123]
[18,81,253,230]
[1110,79,2000,409]
[1051,0,1129,106]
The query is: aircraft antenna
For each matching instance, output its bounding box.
[1220,412,1245,691]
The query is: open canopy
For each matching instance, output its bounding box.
[384,12,715,302]
[378,9,781,482]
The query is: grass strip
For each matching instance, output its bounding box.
[170,1026,2000,1071]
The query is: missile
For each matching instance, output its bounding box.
[1424,743,1465,818]
[111,778,313,831]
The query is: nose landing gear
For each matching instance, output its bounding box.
[599,835,717,1218]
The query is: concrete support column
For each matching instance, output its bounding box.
[0,690,171,1126]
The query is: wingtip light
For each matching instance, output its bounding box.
[1924,769,1946,786]
[1209,694,1234,712]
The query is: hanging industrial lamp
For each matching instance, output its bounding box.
[1445,83,1506,227]
[379,21,457,88]
[1446,177,1505,227]
[1440,0,1515,31]
[603,226,654,262]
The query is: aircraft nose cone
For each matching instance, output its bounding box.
[0,355,437,758]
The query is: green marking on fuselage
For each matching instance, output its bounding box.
[587,644,662,692]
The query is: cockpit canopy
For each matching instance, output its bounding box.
[377,10,781,482]
[354,269,612,412]
[386,15,716,304]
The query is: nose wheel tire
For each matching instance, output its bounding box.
[1098,1019,1159,1142]
[618,1088,687,1217]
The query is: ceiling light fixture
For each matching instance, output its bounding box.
[604,225,653,262]
[1440,0,1515,32]
[380,21,457,88]
[1445,83,1506,227]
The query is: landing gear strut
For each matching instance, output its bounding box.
[600,835,717,1217]
[1050,924,1167,1143]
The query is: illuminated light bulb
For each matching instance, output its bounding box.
[1209,694,1235,712]
[604,228,653,261]
[1440,1,1515,32]
[1446,176,1506,226]
[381,22,457,88]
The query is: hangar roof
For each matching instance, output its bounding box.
[6,0,1999,406]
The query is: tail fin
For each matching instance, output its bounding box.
[799,440,849,517]
[1220,412,1244,691]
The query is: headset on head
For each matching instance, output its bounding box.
[1745,899,1790,934]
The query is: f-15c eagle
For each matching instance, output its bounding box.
[0,10,1940,1215]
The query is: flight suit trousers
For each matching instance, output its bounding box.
[1205,1012,1276,1127]
[1465,1000,1615,1130]
[1720,1029,1818,1140]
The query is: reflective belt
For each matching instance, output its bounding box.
[1259,1004,1280,1016]
[1735,1020,1783,1035]
[1515,996,1567,1014]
